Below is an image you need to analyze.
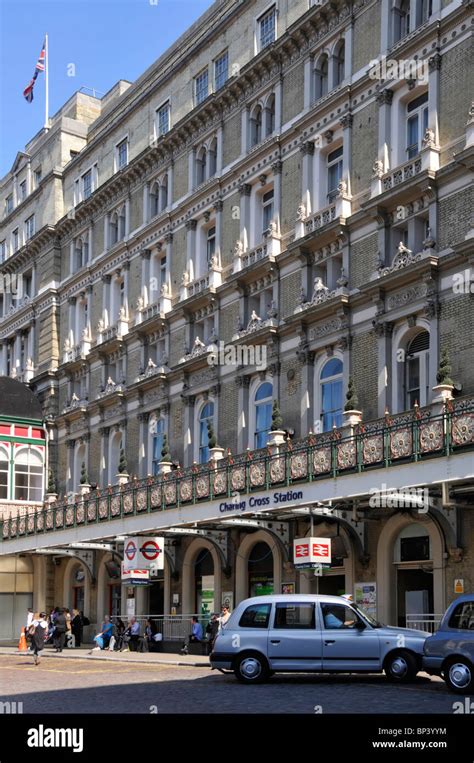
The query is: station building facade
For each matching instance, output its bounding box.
[0,0,473,637]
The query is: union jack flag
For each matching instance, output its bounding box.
[23,42,46,103]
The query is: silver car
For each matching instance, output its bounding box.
[423,594,474,693]
[210,594,429,684]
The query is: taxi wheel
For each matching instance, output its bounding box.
[444,658,473,694]
[234,652,270,684]
[384,650,418,682]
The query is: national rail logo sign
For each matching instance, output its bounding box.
[293,537,332,567]
[122,537,164,572]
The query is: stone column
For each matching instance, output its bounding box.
[373,320,393,417]
[185,219,197,282]
[213,200,223,267]
[125,195,131,237]
[182,395,195,467]
[297,350,314,435]
[274,76,282,132]
[88,223,93,262]
[101,274,111,328]
[241,105,249,155]
[167,161,174,207]
[376,89,393,171]
[238,182,252,252]
[236,375,250,452]
[137,412,150,477]
[68,296,76,346]
[380,0,391,55]
[104,212,110,252]
[298,141,315,237]
[428,52,442,147]
[140,248,151,308]
[216,123,224,174]
[143,181,150,225]
[188,148,196,192]
[303,55,313,111]
[340,113,353,197]
[99,427,110,489]
[345,18,354,78]
[271,160,283,235]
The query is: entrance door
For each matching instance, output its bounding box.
[195,549,214,616]
[73,586,85,613]
[248,542,274,597]
[397,569,433,628]
[149,580,164,615]
[315,573,345,596]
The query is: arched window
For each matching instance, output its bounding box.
[333,41,345,87]
[254,382,273,449]
[395,0,410,41]
[263,95,275,138]
[250,105,262,147]
[404,330,430,408]
[118,206,126,240]
[151,418,166,475]
[320,358,343,432]
[0,446,9,500]
[150,182,160,218]
[108,432,122,484]
[196,147,207,186]
[14,447,43,502]
[199,401,214,463]
[110,213,119,246]
[208,139,217,178]
[73,237,88,271]
[314,54,328,101]
[160,174,168,212]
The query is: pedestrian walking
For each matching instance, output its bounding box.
[29,612,48,665]
[218,605,231,631]
[53,608,67,652]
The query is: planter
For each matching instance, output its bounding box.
[116,473,130,486]
[157,461,173,475]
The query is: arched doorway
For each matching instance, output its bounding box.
[394,523,434,627]
[195,549,215,616]
[248,542,274,597]
[235,530,283,605]
[182,539,221,615]
[376,515,444,626]
[62,558,91,620]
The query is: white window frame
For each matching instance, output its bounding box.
[155,100,170,139]
[0,240,6,262]
[75,163,98,206]
[213,50,229,92]
[19,180,27,202]
[12,228,19,253]
[326,145,343,202]
[313,351,344,435]
[5,195,13,216]
[194,68,209,107]
[256,3,277,54]
[406,92,429,160]
[25,214,35,241]
[115,136,129,172]
[33,167,42,189]
[194,398,215,464]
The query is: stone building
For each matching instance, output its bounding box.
[0,0,473,637]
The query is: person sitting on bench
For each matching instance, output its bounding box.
[181,616,203,655]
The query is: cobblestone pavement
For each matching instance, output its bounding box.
[0,654,458,714]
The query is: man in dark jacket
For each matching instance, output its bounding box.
[53,608,67,652]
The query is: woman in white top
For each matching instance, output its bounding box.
[30,613,48,665]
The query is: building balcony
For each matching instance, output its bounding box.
[370,136,440,200]
[97,377,126,399]
[232,303,278,341]
[61,393,88,415]
[135,357,169,382]
[96,310,129,345]
[4,393,474,542]
[232,228,281,274]
[62,332,92,364]
[295,185,352,241]
[371,237,437,282]
[178,335,217,365]
[135,286,172,325]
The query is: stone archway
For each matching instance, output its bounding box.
[376,513,445,626]
[235,530,283,605]
[182,538,222,614]
[62,556,92,619]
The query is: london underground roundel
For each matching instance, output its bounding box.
[125,539,137,561]
[140,539,162,561]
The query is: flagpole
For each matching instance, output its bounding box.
[44,34,49,130]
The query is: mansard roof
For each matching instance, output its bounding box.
[0,377,43,421]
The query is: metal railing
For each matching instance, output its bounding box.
[2,395,474,540]
[405,614,442,633]
[111,614,211,641]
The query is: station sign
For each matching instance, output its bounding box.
[122,536,164,571]
[121,566,150,586]
[293,537,332,566]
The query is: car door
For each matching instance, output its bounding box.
[267,601,322,671]
[319,602,380,671]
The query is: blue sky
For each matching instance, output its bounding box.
[0,0,214,177]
